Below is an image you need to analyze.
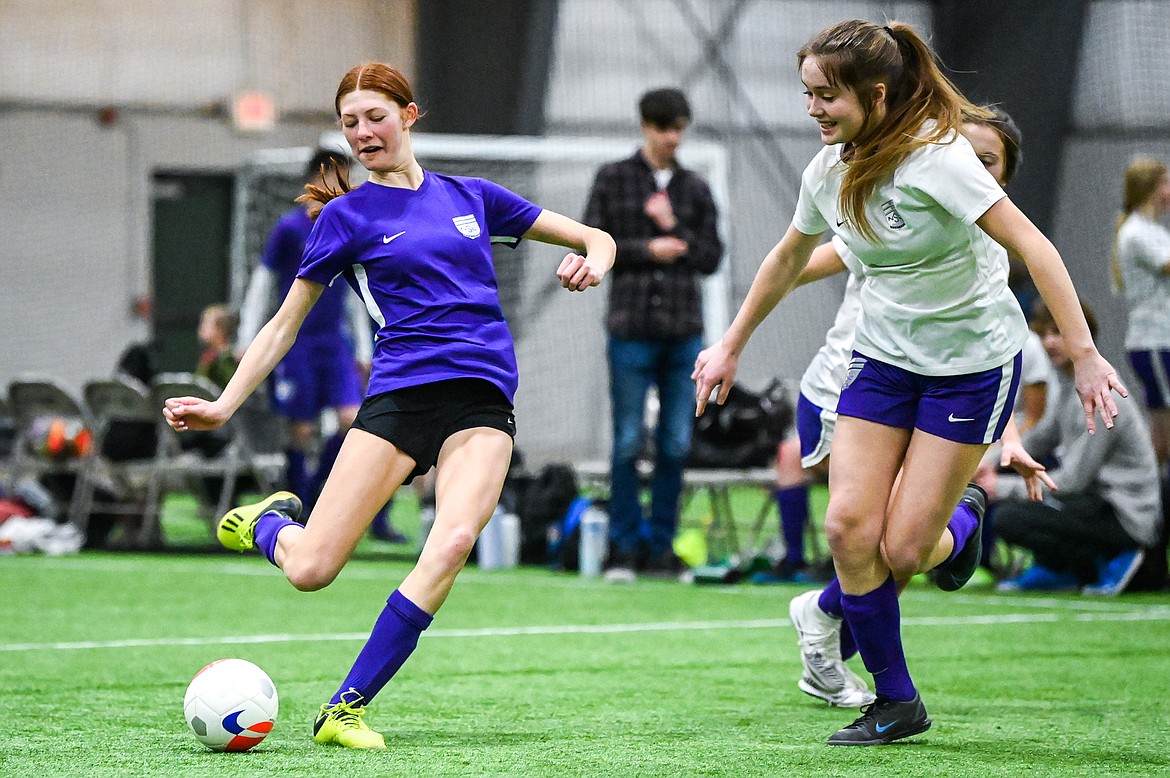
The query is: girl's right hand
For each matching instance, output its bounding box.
[1072,351,1128,434]
[163,397,229,432]
[692,341,739,417]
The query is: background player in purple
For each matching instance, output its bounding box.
[693,20,1124,745]
[163,62,616,749]
[239,150,404,542]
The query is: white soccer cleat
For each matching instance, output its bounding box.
[789,590,876,708]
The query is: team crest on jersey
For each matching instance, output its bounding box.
[452,214,481,238]
[841,357,867,391]
[881,200,906,229]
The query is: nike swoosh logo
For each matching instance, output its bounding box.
[875,720,897,733]
[948,413,975,422]
[382,230,406,243]
[836,219,846,227]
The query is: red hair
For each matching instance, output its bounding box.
[298,63,418,217]
[334,62,415,117]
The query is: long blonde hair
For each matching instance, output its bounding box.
[798,20,990,242]
[1111,157,1168,292]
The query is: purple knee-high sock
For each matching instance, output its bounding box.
[285,450,310,502]
[839,575,916,702]
[775,486,810,566]
[839,620,858,661]
[818,577,844,618]
[329,589,434,706]
[253,510,302,567]
[942,502,979,565]
[312,433,345,501]
[818,577,857,659]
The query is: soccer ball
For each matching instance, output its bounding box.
[183,658,279,752]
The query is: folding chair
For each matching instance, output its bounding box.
[68,375,159,543]
[143,372,281,547]
[5,376,91,519]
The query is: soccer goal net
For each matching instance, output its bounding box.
[230,133,732,467]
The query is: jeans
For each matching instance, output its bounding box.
[608,334,702,557]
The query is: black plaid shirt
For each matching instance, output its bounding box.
[584,151,723,340]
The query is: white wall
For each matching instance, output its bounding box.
[0,0,416,392]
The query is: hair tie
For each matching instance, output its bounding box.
[882,25,896,38]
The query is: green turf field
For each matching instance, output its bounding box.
[2,551,1169,778]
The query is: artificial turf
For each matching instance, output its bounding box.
[2,550,1169,777]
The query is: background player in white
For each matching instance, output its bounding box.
[693,20,1124,745]
[775,107,1054,709]
[1112,157,1170,482]
[163,62,615,749]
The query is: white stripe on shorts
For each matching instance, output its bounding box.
[982,357,1016,444]
[1151,350,1170,405]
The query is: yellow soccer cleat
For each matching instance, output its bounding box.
[312,691,386,749]
[216,491,303,552]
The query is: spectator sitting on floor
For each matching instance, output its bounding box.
[991,298,1162,595]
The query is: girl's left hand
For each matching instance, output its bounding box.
[557,253,606,292]
[999,438,1056,502]
[1073,352,1128,434]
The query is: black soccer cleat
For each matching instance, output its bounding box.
[826,694,931,746]
[929,483,988,592]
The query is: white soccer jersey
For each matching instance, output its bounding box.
[799,236,862,412]
[792,126,1028,376]
[1117,212,1170,350]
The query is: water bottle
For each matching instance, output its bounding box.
[499,511,520,569]
[578,505,609,578]
[476,505,505,570]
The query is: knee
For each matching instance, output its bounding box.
[883,541,932,580]
[422,525,479,573]
[612,426,643,463]
[283,555,341,592]
[823,510,869,560]
[658,432,691,464]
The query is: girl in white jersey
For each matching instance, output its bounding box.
[779,108,1056,711]
[1112,157,1170,479]
[693,20,1124,746]
[164,63,615,749]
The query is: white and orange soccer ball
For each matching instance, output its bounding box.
[183,658,279,752]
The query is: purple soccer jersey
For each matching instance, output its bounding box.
[297,172,542,403]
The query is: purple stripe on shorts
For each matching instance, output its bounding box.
[835,350,1022,445]
[1127,350,1170,410]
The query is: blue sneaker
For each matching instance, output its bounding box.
[1082,549,1145,597]
[996,563,1079,592]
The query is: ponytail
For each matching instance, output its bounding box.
[295,156,353,220]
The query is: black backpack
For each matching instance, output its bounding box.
[688,380,793,469]
[515,463,579,565]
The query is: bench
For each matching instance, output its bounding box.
[574,461,807,563]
